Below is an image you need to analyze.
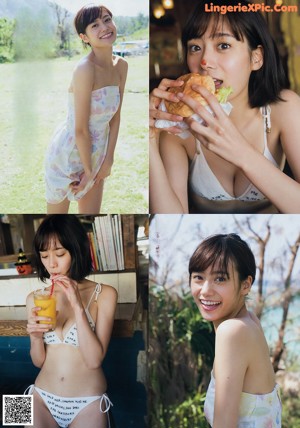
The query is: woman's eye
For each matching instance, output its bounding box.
[40,255,48,259]
[92,23,98,28]
[188,44,201,53]
[215,276,226,282]
[192,274,203,281]
[56,253,65,258]
[104,17,112,23]
[218,42,230,50]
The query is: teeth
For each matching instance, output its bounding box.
[101,32,112,39]
[200,300,221,306]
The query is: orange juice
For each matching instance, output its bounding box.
[34,290,56,328]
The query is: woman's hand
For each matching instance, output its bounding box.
[27,307,53,338]
[52,274,83,310]
[70,170,93,195]
[94,157,113,184]
[149,78,185,139]
[179,85,252,166]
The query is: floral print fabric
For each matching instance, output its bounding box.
[204,373,282,427]
[45,86,120,203]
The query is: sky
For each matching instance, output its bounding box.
[150,214,300,290]
[52,0,149,16]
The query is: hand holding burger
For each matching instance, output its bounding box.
[155,73,233,137]
[165,73,233,116]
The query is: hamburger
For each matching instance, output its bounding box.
[165,73,233,117]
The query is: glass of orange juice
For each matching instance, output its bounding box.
[34,289,56,329]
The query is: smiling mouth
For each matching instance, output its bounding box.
[200,299,222,310]
[100,32,113,39]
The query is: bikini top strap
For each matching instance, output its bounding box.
[86,283,102,310]
[261,105,271,134]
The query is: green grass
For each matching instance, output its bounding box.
[0,54,148,213]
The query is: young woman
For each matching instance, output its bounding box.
[150,0,300,214]
[26,215,118,427]
[46,4,128,214]
[189,234,281,427]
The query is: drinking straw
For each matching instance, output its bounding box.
[50,279,54,297]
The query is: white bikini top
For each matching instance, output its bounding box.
[43,283,102,347]
[204,372,281,427]
[189,106,279,202]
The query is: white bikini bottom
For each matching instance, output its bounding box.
[25,385,112,427]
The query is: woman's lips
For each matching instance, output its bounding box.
[213,78,223,89]
[200,299,222,311]
[100,32,113,39]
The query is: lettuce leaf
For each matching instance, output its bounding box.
[216,86,233,104]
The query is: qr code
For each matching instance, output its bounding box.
[2,395,33,426]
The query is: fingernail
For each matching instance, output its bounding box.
[177,92,183,99]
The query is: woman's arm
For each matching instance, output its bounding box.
[54,276,117,369]
[72,61,94,191]
[74,285,117,369]
[26,294,49,368]
[213,320,250,428]
[149,79,191,213]
[150,131,190,213]
[180,87,300,213]
[95,58,128,182]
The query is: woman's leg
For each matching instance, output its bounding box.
[78,180,104,214]
[32,390,59,428]
[47,199,70,214]
[69,398,108,428]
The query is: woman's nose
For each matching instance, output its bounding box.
[48,255,57,268]
[201,279,212,294]
[199,49,216,71]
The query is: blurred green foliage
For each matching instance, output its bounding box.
[0,18,15,63]
[149,287,214,428]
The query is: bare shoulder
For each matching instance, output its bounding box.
[72,56,94,89]
[100,283,118,300]
[216,318,253,344]
[114,55,128,82]
[114,55,128,70]
[271,89,300,125]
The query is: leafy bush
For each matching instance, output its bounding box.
[149,287,214,428]
[169,392,210,428]
[0,18,16,63]
[281,394,300,428]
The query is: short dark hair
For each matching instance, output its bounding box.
[189,233,256,284]
[74,4,113,36]
[33,215,92,282]
[181,0,288,108]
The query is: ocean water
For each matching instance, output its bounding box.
[259,296,300,367]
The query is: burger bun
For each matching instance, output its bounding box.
[165,73,215,117]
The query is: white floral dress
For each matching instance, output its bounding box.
[204,373,282,427]
[45,86,120,203]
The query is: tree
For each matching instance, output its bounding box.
[50,3,71,54]
[0,18,16,63]
[234,216,272,319]
[272,233,300,372]
[234,215,300,372]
